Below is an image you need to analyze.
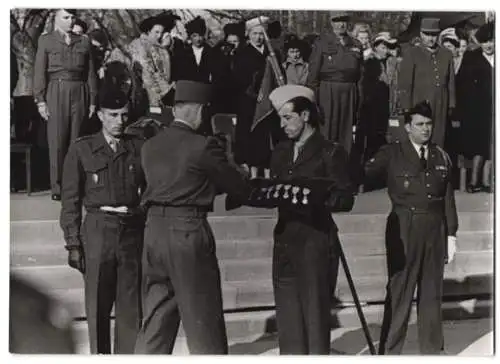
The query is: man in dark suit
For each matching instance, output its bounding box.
[134,80,252,354]
[60,88,145,354]
[364,101,458,354]
[267,85,355,354]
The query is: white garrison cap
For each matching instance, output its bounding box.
[269,85,316,111]
[245,16,270,32]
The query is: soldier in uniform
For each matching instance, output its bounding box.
[60,89,145,354]
[34,9,98,200]
[398,18,456,147]
[268,85,355,354]
[306,12,363,155]
[364,101,458,354]
[134,80,252,354]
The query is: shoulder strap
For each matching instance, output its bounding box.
[435,145,453,169]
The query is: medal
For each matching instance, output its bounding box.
[129,164,134,172]
[274,184,283,198]
[92,173,99,184]
[302,188,311,205]
[283,185,291,199]
[291,186,300,204]
[404,180,410,189]
[266,185,274,200]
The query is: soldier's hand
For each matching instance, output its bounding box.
[446,236,457,264]
[67,247,85,274]
[37,103,50,121]
[89,105,96,118]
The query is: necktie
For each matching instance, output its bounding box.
[109,139,118,152]
[293,143,303,162]
[64,33,71,45]
[419,146,427,169]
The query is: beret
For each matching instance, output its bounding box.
[406,100,433,122]
[269,85,315,111]
[98,89,129,110]
[175,80,212,104]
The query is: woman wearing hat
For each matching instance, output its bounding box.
[282,36,309,86]
[457,22,494,193]
[357,33,394,163]
[306,12,363,156]
[108,12,179,114]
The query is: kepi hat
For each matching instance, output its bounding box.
[174,80,212,104]
[420,18,441,33]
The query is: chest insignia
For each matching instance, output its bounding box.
[435,165,447,171]
[328,55,332,61]
[302,188,311,205]
[92,173,98,184]
[404,180,410,189]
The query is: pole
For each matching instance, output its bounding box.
[337,239,376,355]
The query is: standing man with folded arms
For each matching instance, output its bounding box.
[364,101,458,354]
[135,80,252,354]
[60,89,144,354]
[34,9,97,201]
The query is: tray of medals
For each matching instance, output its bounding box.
[226,177,335,211]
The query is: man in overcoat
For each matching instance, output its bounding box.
[398,18,456,147]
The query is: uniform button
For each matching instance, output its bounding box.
[288,170,292,175]
[427,194,432,199]
[436,84,440,87]
[426,184,431,187]
[410,207,415,211]
[426,172,430,176]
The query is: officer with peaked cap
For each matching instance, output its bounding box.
[34,9,98,200]
[60,87,145,354]
[267,85,355,354]
[398,17,456,147]
[135,80,253,354]
[306,11,363,156]
[364,100,458,354]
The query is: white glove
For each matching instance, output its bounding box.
[447,236,457,264]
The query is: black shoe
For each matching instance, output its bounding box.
[51,194,61,201]
[466,184,482,193]
[482,185,494,193]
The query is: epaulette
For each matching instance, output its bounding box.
[74,135,93,143]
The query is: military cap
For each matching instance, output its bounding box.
[475,22,494,43]
[245,16,269,33]
[175,80,212,104]
[420,18,441,33]
[405,100,433,122]
[330,11,350,22]
[269,85,315,111]
[186,16,207,36]
[224,22,245,39]
[97,88,129,110]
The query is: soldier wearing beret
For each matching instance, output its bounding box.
[268,85,355,354]
[364,100,458,354]
[60,89,145,354]
[306,12,363,155]
[34,9,98,200]
[398,18,456,147]
[134,81,252,354]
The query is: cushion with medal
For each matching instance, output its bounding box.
[225,177,337,211]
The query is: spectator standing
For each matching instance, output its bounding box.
[282,36,309,85]
[352,22,373,60]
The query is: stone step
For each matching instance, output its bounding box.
[10,212,493,246]
[44,269,493,320]
[10,250,493,294]
[10,231,493,267]
[69,298,493,353]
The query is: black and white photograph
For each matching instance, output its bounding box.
[7,4,495,356]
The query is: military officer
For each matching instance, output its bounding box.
[268,85,355,354]
[135,80,252,354]
[306,12,363,155]
[34,9,98,200]
[364,101,458,354]
[60,89,145,354]
[398,18,456,147]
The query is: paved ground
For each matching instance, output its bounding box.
[71,317,494,355]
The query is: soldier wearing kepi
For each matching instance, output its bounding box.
[364,101,458,355]
[135,80,252,354]
[60,89,145,354]
[34,9,98,200]
[268,85,355,354]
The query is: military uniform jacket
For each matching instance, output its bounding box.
[33,30,98,104]
[398,45,456,111]
[140,121,252,208]
[306,34,363,88]
[60,132,145,248]
[270,130,354,231]
[364,140,458,235]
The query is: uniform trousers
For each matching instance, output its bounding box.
[81,211,143,354]
[273,219,340,354]
[134,206,228,354]
[46,79,89,194]
[378,207,446,354]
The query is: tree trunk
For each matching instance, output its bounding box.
[312,11,318,33]
[287,10,293,32]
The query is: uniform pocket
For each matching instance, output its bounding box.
[84,160,108,189]
[48,50,63,68]
[395,171,419,193]
[73,49,87,68]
